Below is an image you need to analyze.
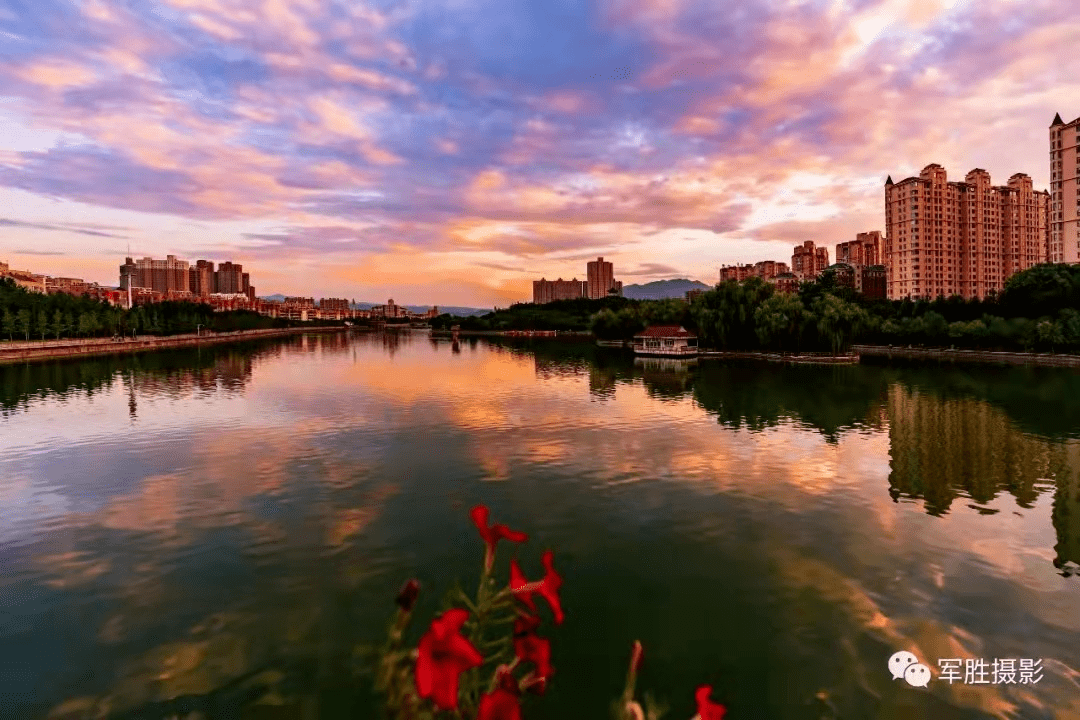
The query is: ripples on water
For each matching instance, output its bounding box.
[1,331,1079,720]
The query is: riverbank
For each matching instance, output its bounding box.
[853,345,1080,368]
[431,329,593,338]
[699,350,859,365]
[0,326,348,365]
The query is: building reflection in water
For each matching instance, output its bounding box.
[530,342,1080,573]
[634,357,697,399]
[887,386,1056,515]
[1052,444,1080,574]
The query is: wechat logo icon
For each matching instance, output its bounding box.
[889,651,931,688]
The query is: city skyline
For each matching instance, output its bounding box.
[1,1,1078,305]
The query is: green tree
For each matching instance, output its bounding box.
[1036,318,1065,352]
[812,294,868,355]
[1060,308,1080,349]
[17,308,31,340]
[922,311,948,345]
[52,309,65,339]
[80,310,99,337]
[35,309,49,340]
[985,316,1012,348]
[2,308,14,340]
[691,278,773,350]
[1000,263,1080,318]
[753,293,807,352]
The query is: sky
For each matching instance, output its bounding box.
[0,0,1077,306]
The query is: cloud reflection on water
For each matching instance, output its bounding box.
[2,334,1079,719]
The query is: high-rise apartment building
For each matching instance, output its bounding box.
[121,255,258,300]
[586,257,621,299]
[720,260,790,282]
[884,164,1049,300]
[533,278,586,303]
[189,260,215,296]
[835,231,882,267]
[1050,113,1080,264]
[320,298,351,312]
[119,255,189,293]
[215,262,244,295]
[791,241,829,279]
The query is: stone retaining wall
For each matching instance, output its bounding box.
[852,345,1080,368]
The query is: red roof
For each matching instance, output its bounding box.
[634,325,696,338]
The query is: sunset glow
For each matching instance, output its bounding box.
[1,0,1076,305]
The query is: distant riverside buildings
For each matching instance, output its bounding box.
[685,288,705,302]
[533,257,622,304]
[533,278,586,303]
[836,231,883,267]
[5,255,437,321]
[0,261,47,293]
[587,257,623,299]
[829,232,887,300]
[1050,113,1080,264]
[772,273,800,294]
[719,260,790,282]
[792,241,830,280]
[120,255,257,301]
[320,298,350,312]
[884,164,1049,300]
[2,260,126,304]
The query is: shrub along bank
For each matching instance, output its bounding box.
[0,277,338,341]
[435,264,1080,354]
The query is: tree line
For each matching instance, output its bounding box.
[0,278,329,341]
[436,263,1080,354]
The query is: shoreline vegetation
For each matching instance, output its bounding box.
[6,264,1080,368]
[427,263,1080,368]
[0,275,361,365]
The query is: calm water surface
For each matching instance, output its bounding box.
[1,331,1079,720]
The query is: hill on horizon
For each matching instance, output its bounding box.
[258,294,490,316]
[620,278,712,300]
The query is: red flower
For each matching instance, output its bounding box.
[512,618,553,683]
[512,613,541,637]
[477,669,523,720]
[695,685,727,720]
[471,505,528,571]
[510,551,564,624]
[415,608,483,710]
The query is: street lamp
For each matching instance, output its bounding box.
[197,323,203,337]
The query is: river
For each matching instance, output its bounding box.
[1,330,1078,719]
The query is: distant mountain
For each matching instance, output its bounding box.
[620,279,712,300]
[428,306,491,317]
[257,294,489,317]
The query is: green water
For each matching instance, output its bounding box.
[1,331,1078,719]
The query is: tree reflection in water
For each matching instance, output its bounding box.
[532,341,1080,572]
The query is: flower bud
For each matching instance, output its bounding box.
[395,579,420,612]
[630,640,644,674]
